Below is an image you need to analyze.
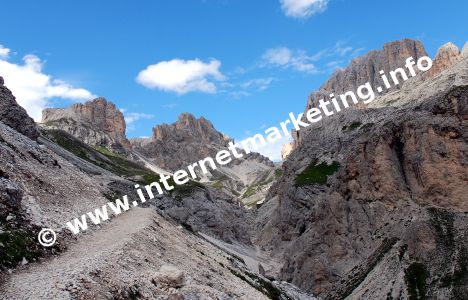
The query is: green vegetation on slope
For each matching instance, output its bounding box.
[43,129,158,185]
[342,122,362,131]
[44,129,206,200]
[405,262,429,300]
[0,225,41,268]
[295,160,340,186]
[274,168,283,178]
[168,177,206,198]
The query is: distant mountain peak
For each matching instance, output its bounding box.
[41,97,131,153]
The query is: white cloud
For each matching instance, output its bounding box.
[0,49,95,121]
[241,77,274,91]
[237,133,292,162]
[124,112,154,125]
[0,45,11,59]
[136,58,225,94]
[262,47,317,73]
[280,0,330,19]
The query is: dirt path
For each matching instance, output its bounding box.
[1,208,154,300]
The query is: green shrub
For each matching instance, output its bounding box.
[274,169,283,178]
[295,161,340,186]
[242,185,258,198]
[0,225,40,268]
[349,122,362,130]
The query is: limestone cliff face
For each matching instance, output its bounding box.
[257,41,468,299]
[0,76,39,140]
[152,113,229,147]
[41,98,131,153]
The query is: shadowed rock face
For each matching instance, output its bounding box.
[41,98,131,153]
[257,40,468,299]
[0,76,39,140]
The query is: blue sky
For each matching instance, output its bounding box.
[0,0,467,160]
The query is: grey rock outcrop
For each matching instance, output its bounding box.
[154,265,185,288]
[0,177,23,219]
[41,98,131,153]
[0,76,40,140]
[257,41,468,299]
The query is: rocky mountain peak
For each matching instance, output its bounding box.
[425,42,461,78]
[152,112,229,146]
[318,39,427,96]
[0,76,40,140]
[41,97,131,152]
[303,39,427,112]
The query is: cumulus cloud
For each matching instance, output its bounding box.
[262,47,317,73]
[123,112,154,125]
[122,111,154,132]
[136,59,225,94]
[0,45,11,59]
[237,134,292,162]
[280,0,330,19]
[0,49,95,121]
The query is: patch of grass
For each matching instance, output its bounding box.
[0,225,41,268]
[295,160,340,186]
[405,263,429,300]
[242,185,258,199]
[95,145,116,157]
[274,169,283,178]
[211,176,227,189]
[342,122,362,131]
[242,173,278,199]
[169,177,206,198]
[349,122,362,130]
